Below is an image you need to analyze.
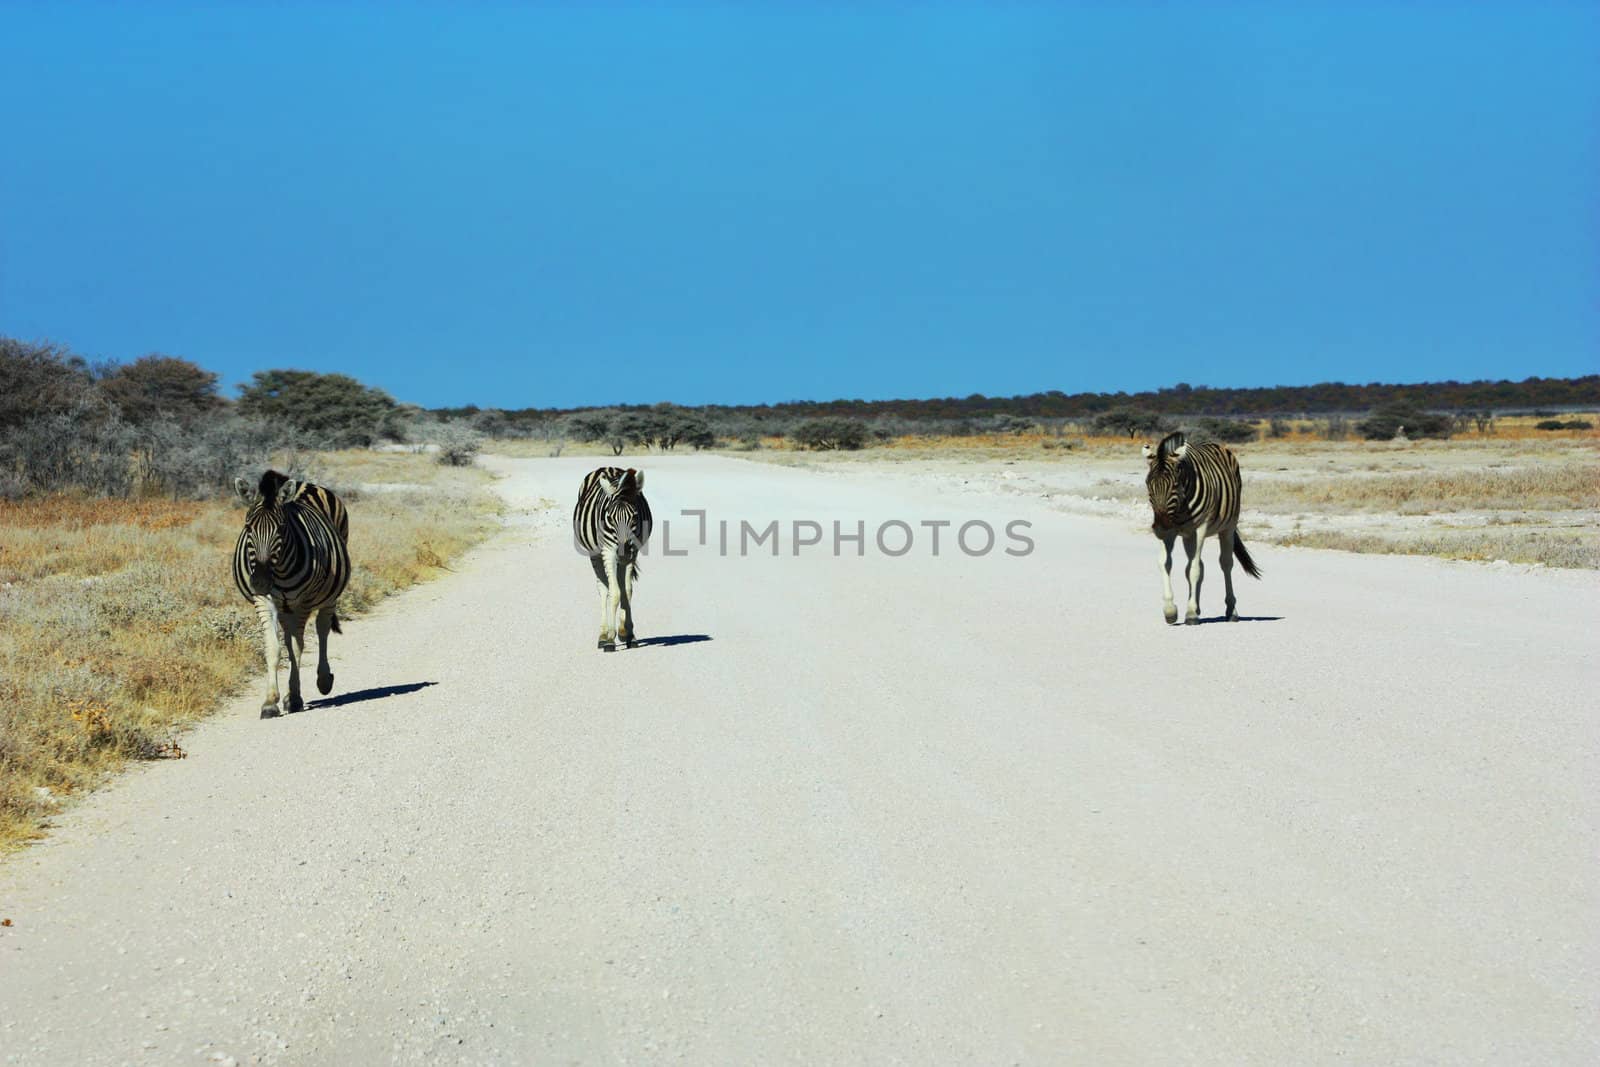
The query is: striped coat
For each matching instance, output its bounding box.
[1143,432,1261,624]
[233,470,351,715]
[573,467,652,650]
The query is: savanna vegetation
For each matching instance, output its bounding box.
[0,338,499,850]
[428,373,1600,453]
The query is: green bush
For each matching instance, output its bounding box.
[236,369,404,448]
[1193,417,1258,444]
[0,338,99,430]
[626,407,716,451]
[98,355,221,426]
[792,417,870,451]
[985,414,1035,435]
[1356,403,1452,440]
[1535,418,1592,431]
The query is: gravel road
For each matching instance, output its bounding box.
[2,454,1595,1064]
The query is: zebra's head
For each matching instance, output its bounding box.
[1142,433,1189,527]
[234,470,303,594]
[597,468,648,552]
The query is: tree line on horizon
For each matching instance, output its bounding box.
[433,373,1600,428]
[4,332,1596,499]
[432,373,1600,445]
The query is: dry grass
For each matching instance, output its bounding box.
[483,437,572,458]
[1468,413,1599,441]
[1246,464,1599,513]
[0,452,499,852]
[309,449,491,488]
[1273,527,1598,570]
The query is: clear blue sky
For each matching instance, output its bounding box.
[3,3,1595,409]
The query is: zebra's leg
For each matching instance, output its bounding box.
[254,596,282,717]
[1159,534,1179,624]
[617,559,636,647]
[1218,529,1239,621]
[589,555,612,649]
[315,607,337,694]
[595,554,617,649]
[604,553,624,648]
[595,580,612,648]
[282,612,308,713]
[1183,526,1205,624]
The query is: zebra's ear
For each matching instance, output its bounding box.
[1175,443,1189,460]
[276,478,302,504]
[1140,443,1153,461]
[233,477,255,503]
[629,469,644,492]
[597,475,618,497]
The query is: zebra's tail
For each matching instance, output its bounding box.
[330,612,343,634]
[1234,535,1263,579]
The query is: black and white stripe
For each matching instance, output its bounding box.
[1142,432,1261,624]
[233,470,351,715]
[573,466,652,650]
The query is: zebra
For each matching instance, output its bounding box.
[573,467,652,650]
[232,470,352,715]
[1142,432,1261,624]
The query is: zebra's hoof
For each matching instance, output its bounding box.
[1163,607,1178,624]
[625,639,638,650]
[1226,612,1240,622]
[286,694,304,714]
[598,640,616,652]
[317,672,334,695]
[260,703,280,719]
[1184,614,1200,626]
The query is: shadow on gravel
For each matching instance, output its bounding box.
[305,681,438,710]
[625,634,713,650]
[1189,615,1285,625]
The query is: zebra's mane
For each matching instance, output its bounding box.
[1155,432,1187,462]
[258,469,289,500]
[612,469,643,497]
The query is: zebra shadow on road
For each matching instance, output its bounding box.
[1189,615,1284,625]
[304,681,438,711]
[616,634,713,650]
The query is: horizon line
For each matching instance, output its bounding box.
[407,370,1598,415]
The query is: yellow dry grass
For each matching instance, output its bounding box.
[1246,464,1599,513]
[482,437,624,458]
[0,452,499,852]
[1270,526,1597,569]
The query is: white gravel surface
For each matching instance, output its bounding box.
[2,454,1595,1064]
